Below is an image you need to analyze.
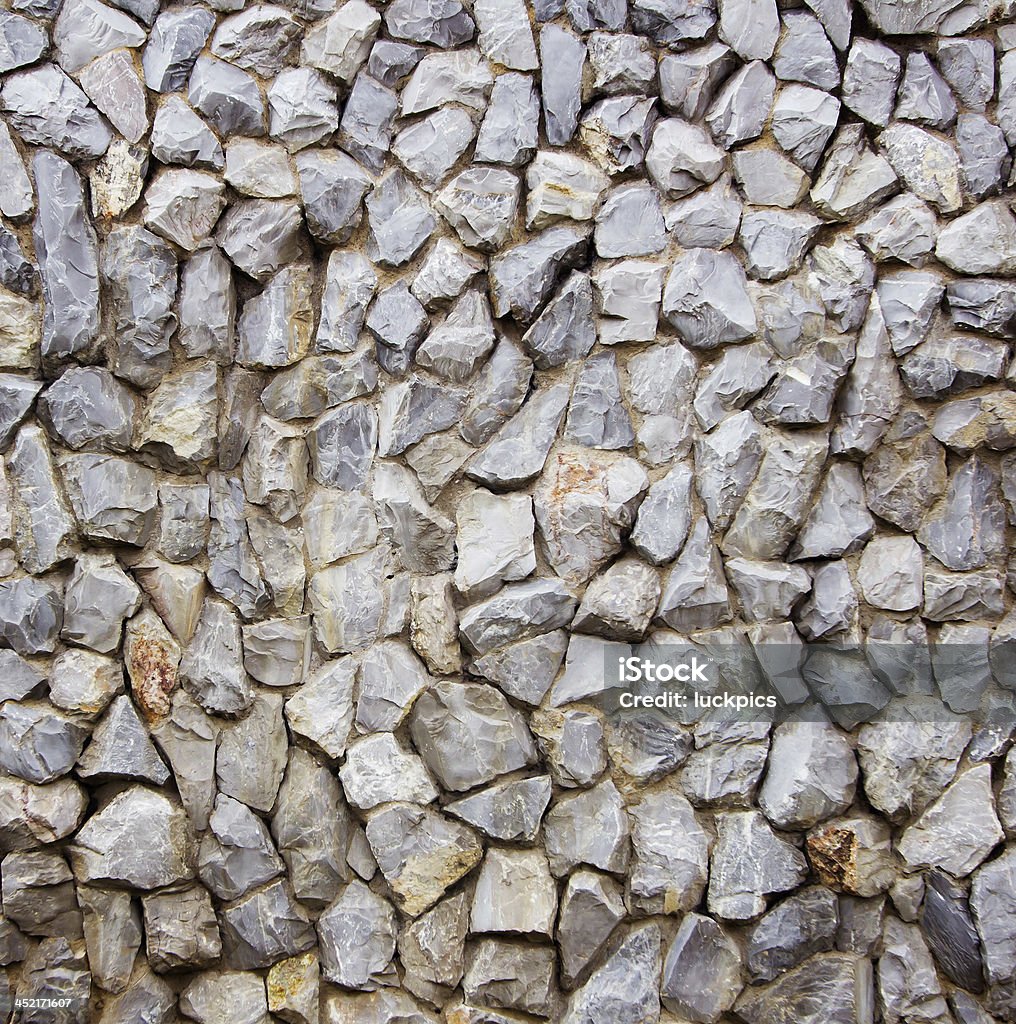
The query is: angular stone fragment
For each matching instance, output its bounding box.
[69,786,195,889]
[318,880,396,990]
[723,430,828,559]
[489,224,590,323]
[366,803,482,916]
[936,201,1016,276]
[693,411,763,526]
[409,679,537,791]
[33,152,100,361]
[748,886,839,982]
[198,793,284,903]
[445,775,551,844]
[302,0,380,84]
[879,122,962,213]
[709,810,809,920]
[217,691,287,813]
[221,879,315,970]
[561,924,660,1024]
[384,0,473,47]
[735,952,875,1024]
[475,72,538,167]
[811,125,899,221]
[189,56,264,137]
[545,779,629,877]
[143,6,215,92]
[401,48,492,114]
[216,199,303,282]
[471,848,556,936]
[806,815,896,896]
[142,885,221,973]
[180,971,269,1024]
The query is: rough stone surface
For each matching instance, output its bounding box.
[0,4,1011,1021]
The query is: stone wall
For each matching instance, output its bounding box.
[1,0,1016,1020]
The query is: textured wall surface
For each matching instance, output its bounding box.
[2,0,1016,1020]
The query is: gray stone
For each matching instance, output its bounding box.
[269,69,340,154]
[384,0,473,47]
[180,971,269,1024]
[539,24,584,146]
[475,72,539,167]
[723,429,827,560]
[706,61,775,149]
[971,846,1016,987]
[198,793,284,902]
[302,0,379,83]
[216,199,303,281]
[471,848,557,936]
[445,775,552,843]
[557,870,625,988]
[896,51,957,128]
[409,679,536,790]
[662,912,742,1021]
[337,73,399,175]
[69,786,195,889]
[748,886,839,983]
[272,748,355,907]
[206,472,271,618]
[546,778,630,877]
[53,0,144,73]
[463,938,558,1017]
[221,879,315,970]
[77,887,141,993]
[33,152,100,360]
[879,122,962,213]
[811,125,899,221]
[561,924,660,1024]
[663,248,756,347]
[920,870,985,992]
[142,885,220,972]
[365,170,436,268]
[401,48,492,114]
[318,880,396,989]
[735,952,875,1024]
[0,576,62,655]
[719,0,778,60]
[189,55,264,136]
[216,691,288,813]
[842,38,900,126]
[899,764,1002,877]
[936,200,1016,275]
[579,94,657,176]
[78,49,149,145]
[366,802,482,916]
[771,85,840,173]
[143,6,215,91]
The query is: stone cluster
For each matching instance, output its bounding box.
[2,0,1016,1020]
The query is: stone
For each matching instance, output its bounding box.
[811,125,898,220]
[899,765,1002,877]
[268,70,340,154]
[560,924,660,1024]
[470,631,568,706]
[68,786,195,889]
[189,56,264,136]
[198,793,284,902]
[463,938,558,1017]
[718,0,778,60]
[1,849,82,938]
[384,0,473,47]
[539,24,584,146]
[308,546,390,654]
[206,473,271,618]
[792,463,875,559]
[401,49,493,115]
[706,61,776,149]
[970,847,1016,987]
[663,248,756,347]
[143,169,225,252]
[142,886,220,972]
[471,848,556,936]
[708,810,808,919]
[225,139,295,199]
[302,0,380,83]
[0,576,62,655]
[272,748,355,907]
[748,886,839,982]
[661,913,742,1021]
[365,170,437,268]
[936,201,1016,275]
[879,122,962,214]
[318,880,396,989]
[143,6,215,91]
[0,123,32,221]
[267,953,319,1024]
[78,49,149,145]
[216,199,303,281]
[920,870,985,992]
[33,151,100,360]
[759,722,857,829]
[579,94,657,175]
[841,39,901,127]
[475,73,539,167]
[52,0,144,72]
[723,430,827,560]
[545,779,630,877]
[180,971,269,1024]
[436,168,520,253]
[366,803,482,916]
[806,814,895,897]
[445,775,552,843]
[735,952,875,1024]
